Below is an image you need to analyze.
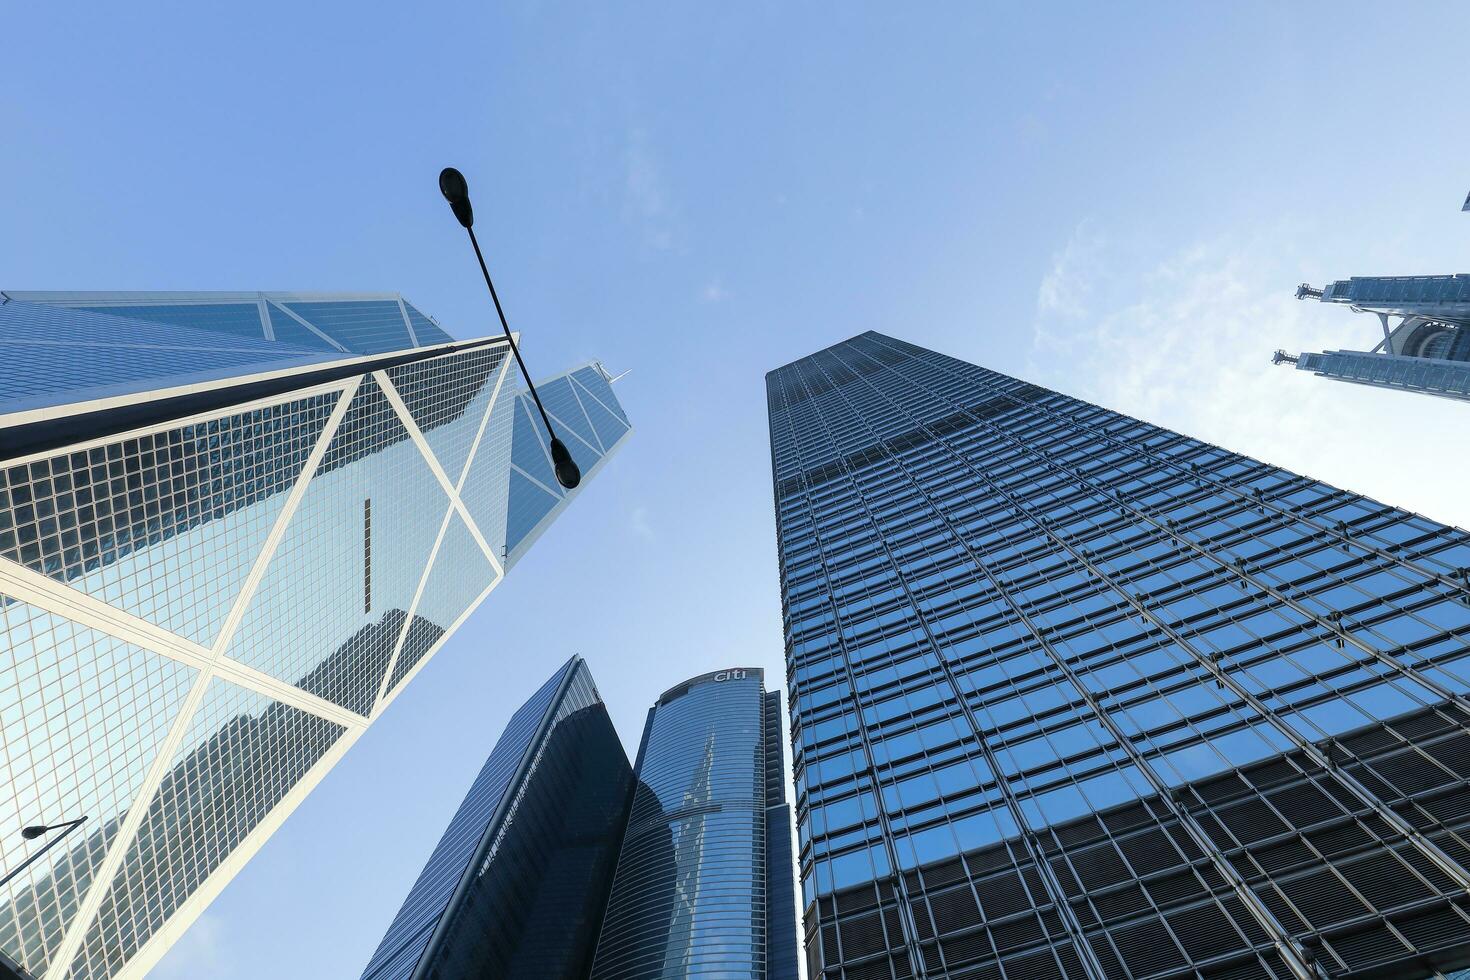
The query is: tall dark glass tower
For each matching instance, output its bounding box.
[590,668,801,980]
[767,332,1470,980]
[360,656,632,980]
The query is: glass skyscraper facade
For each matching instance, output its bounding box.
[360,656,632,980]
[1278,275,1470,402]
[591,667,800,980]
[0,292,631,980]
[768,332,1470,980]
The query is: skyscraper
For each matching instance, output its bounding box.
[768,332,1470,980]
[590,667,800,980]
[1276,275,1470,402]
[0,292,631,980]
[360,656,632,980]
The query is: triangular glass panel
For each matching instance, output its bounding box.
[402,301,455,346]
[571,366,629,424]
[537,376,601,452]
[0,392,338,647]
[267,302,340,351]
[223,376,451,716]
[70,677,345,980]
[572,376,631,453]
[386,346,508,487]
[506,469,562,557]
[0,599,196,978]
[74,303,266,340]
[546,413,603,478]
[386,509,497,697]
[510,397,561,495]
[459,382,518,563]
[285,301,412,355]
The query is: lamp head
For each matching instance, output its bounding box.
[438,167,474,228]
[548,437,582,490]
[21,826,48,840]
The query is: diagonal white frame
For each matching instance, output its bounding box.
[42,378,362,978]
[0,335,610,979]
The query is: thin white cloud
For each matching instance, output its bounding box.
[623,130,675,250]
[700,281,730,303]
[150,912,226,978]
[629,505,654,540]
[1029,222,1470,528]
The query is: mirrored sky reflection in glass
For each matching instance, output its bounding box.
[591,673,767,980]
[0,296,632,980]
[770,332,1470,979]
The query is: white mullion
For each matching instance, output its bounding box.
[456,351,514,495]
[266,300,348,353]
[375,369,460,502]
[375,368,505,576]
[510,462,561,502]
[111,723,364,980]
[0,558,213,668]
[516,397,560,482]
[564,381,606,452]
[210,379,358,657]
[449,354,513,577]
[208,658,366,730]
[43,380,361,978]
[545,407,601,459]
[449,353,515,576]
[371,573,500,718]
[569,373,626,429]
[1,376,354,470]
[256,298,273,341]
[370,353,515,711]
[0,559,360,727]
[42,671,210,979]
[372,506,455,713]
[396,296,418,347]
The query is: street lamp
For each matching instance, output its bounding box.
[1,818,87,891]
[437,166,581,490]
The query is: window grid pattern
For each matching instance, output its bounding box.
[385,346,508,487]
[460,375,521,565]
[266,303,342,352]
[590,671,769,980]
[401,303,455,348]
[283,301,413,355]
[0,394,336,646]
[360,658,577,980]
[573,365,631,425]
[384,509,495,697]
[539,376,605,454]
[0,330,630,979]
[68,678,346,980]
[0,300,336,421]
[0,601,196,977]
[1298,351,1470,403]
[509,394,561,495]
[73,304,268,341]
[222,376,450,716]
[767,689,803,980]
[767,332,1470,980]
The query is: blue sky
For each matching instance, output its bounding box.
[4,3,1469,976]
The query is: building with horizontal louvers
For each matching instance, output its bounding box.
[1279,275,1470,403]
[589,667,801,980]
[769,332,1470,980]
